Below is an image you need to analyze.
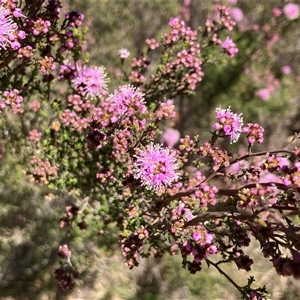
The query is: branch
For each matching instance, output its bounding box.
[184,211,249,227]
[206,258,242,292]
[160,181,296,209]
[230,149,293,165]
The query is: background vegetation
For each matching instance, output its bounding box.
[1,0,300,299]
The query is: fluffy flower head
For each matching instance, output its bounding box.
[213,106,243,143]
[133,143,180,191]
[107,85,147,118]
[0,5,18,49]
[72,65,109,98]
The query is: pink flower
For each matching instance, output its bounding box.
[72,65,109,98]
[281,65,292,75]
[272,7,282,17]
[230,8,244,22]
[192,231,202,242]
[207,245,218,254]
[213,107,243,143]
[256,88,270,101]
[222,37,238,57]
[0,5,18,49]
[118,48,130,59]
[283,3,299,20]
[226,160,249,175]
[161,128,180,147]
[133,143,180,191]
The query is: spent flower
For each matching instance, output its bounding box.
[213,107,243,143]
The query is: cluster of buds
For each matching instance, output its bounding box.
[29,156,58,184]
[243,123,264,145]
[199,142,232,171]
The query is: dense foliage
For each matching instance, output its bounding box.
[1,1,300,299]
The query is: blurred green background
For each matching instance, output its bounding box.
[1,1,300,299]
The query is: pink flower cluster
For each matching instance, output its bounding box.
[128,57,149,84]
[165,17,197,44]
[29,129,42,142]
[281,65,292,75]
[145,38,159,50]
[29,156,58,184]
[121,227,149,268]
[282,161,300,187]
[222,36,238,57]
[248,68,281,101]
[206,5,236,32]
[17,45,33,59]
[199,142,232,171]
[32,18,51,35]
[272,254,300,278]
[256,88,270,101]
[0,89,23,114]
[68,94,93,112]
[86,85,149,155]
[242,123,264,145]
[61,109,89,131]
[39,56,56,74]
[156,99,176,120]
[159,17,204,90]
[194,183,218,207]
[180,227,217,274]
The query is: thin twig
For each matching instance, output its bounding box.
[206,258,242,292]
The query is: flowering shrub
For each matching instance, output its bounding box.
[1,1,300,299]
